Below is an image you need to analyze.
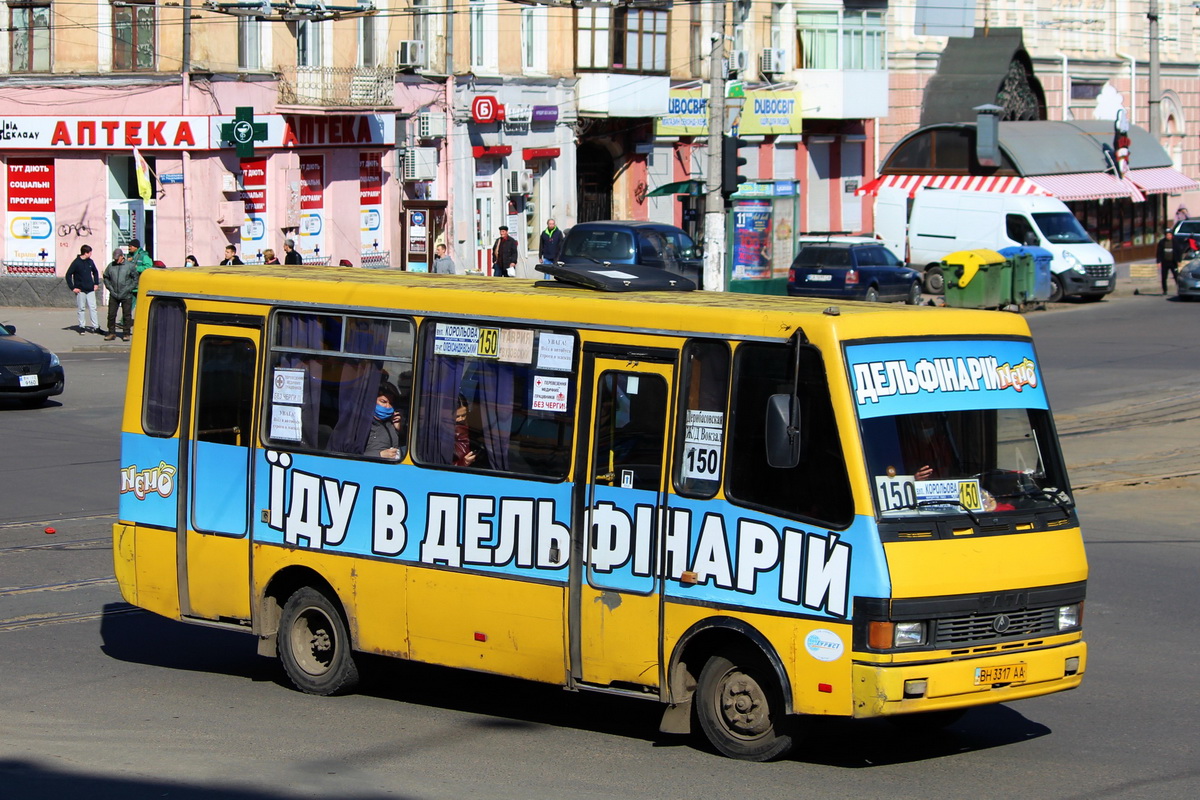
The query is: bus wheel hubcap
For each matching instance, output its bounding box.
[720,673,769,737]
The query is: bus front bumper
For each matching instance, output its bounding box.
[851,640,1087,718]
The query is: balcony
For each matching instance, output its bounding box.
[278,66,395,109]
[790,69,889,120]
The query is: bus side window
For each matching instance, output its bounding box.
[673,339,730,498]
[414,322,575,479]
[264,311,414,458]
[725,342,853,528]
[143,298,187,437]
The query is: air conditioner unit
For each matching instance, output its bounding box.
[418,111,447,139]
[507,170,532,196]
[726,50,750,77]
[216,201,244,229]
[760,48,788,75]
[395,40,427,70]
[220,172,242,193]
[403,147,438,181]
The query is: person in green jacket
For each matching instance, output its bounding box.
[103,248,138,341]
[127,238,154,314]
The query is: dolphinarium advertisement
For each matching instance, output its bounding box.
[6,158,56,267]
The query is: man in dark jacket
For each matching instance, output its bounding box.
[103,248,138,341]
[491,226,519,277]
[1158,228,1180,295]
[65,244,101,334]
[283,238,304,265]
[538,219,563,265]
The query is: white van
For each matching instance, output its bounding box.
[875,187,1116,300]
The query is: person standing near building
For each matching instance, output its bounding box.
[283,238,303,265]
[491,225,519,277]
[432,243,456,274]
[126,238,153,316]
[538,219,564,265]
[219,245,244,266]
[103,248,137,341]
[65,245,101,334]
[263,249,280,265]
[1157,227,1179,295]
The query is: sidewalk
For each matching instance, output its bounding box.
[0,306,132,354]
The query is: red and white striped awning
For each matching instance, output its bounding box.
[1025,172,1144,202]
[855,174,1050,197]
[1127,167,1199,195]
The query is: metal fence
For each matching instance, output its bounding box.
[278,67,395,107]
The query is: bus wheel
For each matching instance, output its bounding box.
[695,652,794,761]
[278,587,360,696]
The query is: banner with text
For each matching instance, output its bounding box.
[6,158,56,265]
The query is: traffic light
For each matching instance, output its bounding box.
[721,135,748,203]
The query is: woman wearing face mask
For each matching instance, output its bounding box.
[364,382,405,460]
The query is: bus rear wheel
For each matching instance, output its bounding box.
[278,586,360,696]
[695,651,794,761]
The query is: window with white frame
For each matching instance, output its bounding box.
[238,17,262,70]
[297,19,324,68]
[469,0,490,70]
[688,2,704,78]
[358,0,376,67]
[521,6,548,74]
[797,8,884,71]
[576,7,611,69]
[113,0,155,71]
[10,1,50,72]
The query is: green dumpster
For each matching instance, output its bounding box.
[942,249,1012,309]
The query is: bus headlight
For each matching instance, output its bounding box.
[867,620,928,648]
[1057,603,1082,630]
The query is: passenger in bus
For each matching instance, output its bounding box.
[453,395,479,467]
[900,412,957,481]
[364,381,406,461]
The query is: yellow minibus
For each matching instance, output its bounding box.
[114,263,1086,760]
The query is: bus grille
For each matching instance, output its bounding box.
[934,607,1060,648]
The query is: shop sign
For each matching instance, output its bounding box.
[505,105,532,124]
[733,180,798,198]
[0,117,211,149]
[471,96,505,124]
[739,90,803,135]
[655,89,709,136]
[532,105,559,123]
[6,158,56,263]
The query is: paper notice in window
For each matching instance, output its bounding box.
[499,328,534,364]
[537,332,574,371]
[531,375,570,412]
[270,405,303,441]
[272,368,305,405]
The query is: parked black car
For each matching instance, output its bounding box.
[0,323,65,407]
[556,221,703,289]
[787,241,923,304]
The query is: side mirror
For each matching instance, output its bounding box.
[3,324,15,334]
[765,393,801,468]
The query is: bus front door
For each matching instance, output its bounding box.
[573,355,674,690]
[179,320,262,622]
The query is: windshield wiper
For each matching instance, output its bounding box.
[889,498,981,526]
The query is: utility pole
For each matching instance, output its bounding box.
[1148,0,1161,139]
[703,0,727,292]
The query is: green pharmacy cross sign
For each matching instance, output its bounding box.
[221,107,268,158]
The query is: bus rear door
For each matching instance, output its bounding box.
[179,316,262,621]
[572,350,675,690]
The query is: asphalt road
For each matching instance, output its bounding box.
[1,298,1197,799]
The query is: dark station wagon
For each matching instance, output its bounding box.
[787,241,923,304]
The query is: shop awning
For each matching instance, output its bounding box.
[1127,167,1199,195]
[854,173,1049,198]
[646,180,704,197]
[1026,172,1145,203]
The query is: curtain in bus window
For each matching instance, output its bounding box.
[475,361,516,472]
[419,354,467,464]
[328,317,390,453]
[145,299,186,435]
[276,314,324,446]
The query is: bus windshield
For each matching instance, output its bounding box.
[861,407,1072,517]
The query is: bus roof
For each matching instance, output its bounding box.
[140,265,1033,344]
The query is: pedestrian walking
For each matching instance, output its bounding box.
[538,219,564,265]
[283,238,303,265]
[263,248,281,265]
[65,245,101,334]
[1157,227,1179,295]
[184,254,200,268]
[491,226,519,277]
[432,243,456,274]
[103,248,138,341]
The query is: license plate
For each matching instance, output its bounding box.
[806,274,833,282]
[975,663,1027,685]
[19,374,38,387]
[1094,279,1110,287]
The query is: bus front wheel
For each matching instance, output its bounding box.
[278,586,360,696]
[695,651,794,761]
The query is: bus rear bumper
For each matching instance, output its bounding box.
[851,640,1087,718]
